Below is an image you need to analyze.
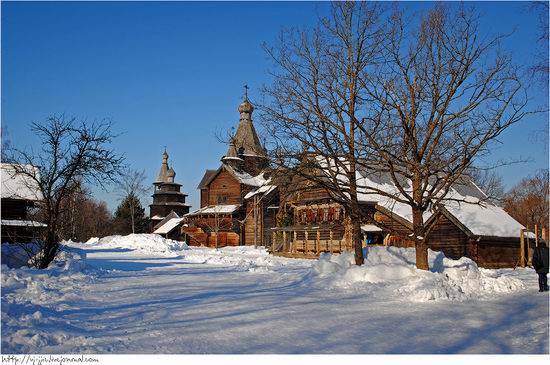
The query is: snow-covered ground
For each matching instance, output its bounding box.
[1,234,548,354]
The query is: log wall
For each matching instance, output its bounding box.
[207,169,242,206]
[426,215,469,259]
[476,238,520,268]
[200,189,208,208]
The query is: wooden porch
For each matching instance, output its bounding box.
[269,224,352,258]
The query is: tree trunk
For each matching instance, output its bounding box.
[352,217,364,265]
[349,206,364,265]
[38,230,59,269]
[131,203,135,234]
[412,205,429,270]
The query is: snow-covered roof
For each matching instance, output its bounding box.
[1,163,43,201]
[186,204,240,216]
[153,218,184,235]
[244,179,277,200]
[355,171,526,238]
[1,219,47,227]
[442,186,526,238]
[311,157,526,239]
[225,165,267,187]
[361,224,383,232]
[198,165,267,190]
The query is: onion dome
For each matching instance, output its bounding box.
[238,99,254,114]
[167,167,176,183]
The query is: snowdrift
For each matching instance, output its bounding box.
[2,246,91,295]
[83,234,188,256]
[1,246,95,352]
[311,246,525,301]
[180,246,298,273]
[1,242,42,268]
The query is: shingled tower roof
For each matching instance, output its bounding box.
[155,149,170,183]
[227,96,266,158]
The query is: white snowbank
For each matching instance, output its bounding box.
[82,234,188,257]
[1,238,544,354]
[311,246,525,302]
[180,246,294,273]
[1,246,96,352]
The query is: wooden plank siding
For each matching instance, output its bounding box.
[425,215,469,260]
[207,169,242,206]
[244,201,261,246]
[243,200,278,246]
[373,211,414,247]
[207,232,240,247]
[297,187,333,202]
[476,238,521,268]
[200,189,208,208]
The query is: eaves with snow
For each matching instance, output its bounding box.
[1,163,43,201]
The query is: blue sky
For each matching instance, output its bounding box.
[2,1,548,213]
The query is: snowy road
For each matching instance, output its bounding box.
[1,235,548,354]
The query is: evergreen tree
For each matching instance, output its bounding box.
[113,193,149,234]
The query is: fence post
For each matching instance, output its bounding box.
[520,228,526,268]
[316,230,321,255]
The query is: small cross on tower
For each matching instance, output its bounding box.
[243,84,249,101]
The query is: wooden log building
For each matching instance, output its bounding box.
[1,163,47,243]
[183,96,278,247]
[268,169,534,268]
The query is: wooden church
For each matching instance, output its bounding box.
[183,96,278,247]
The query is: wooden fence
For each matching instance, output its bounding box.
[518,225,548,268]
[270,225,351,258]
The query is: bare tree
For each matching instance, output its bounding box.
[55,181,114,242]
[528,1,549,86]
[262,2,537,269]
[6,115,124,269]
[465,167,505,204]
[526,1,549,148]
[261,1,384,265]
[503,169,549,229]
[1,126,13,162]
[117,169,148,234]
[356,3,536,269]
